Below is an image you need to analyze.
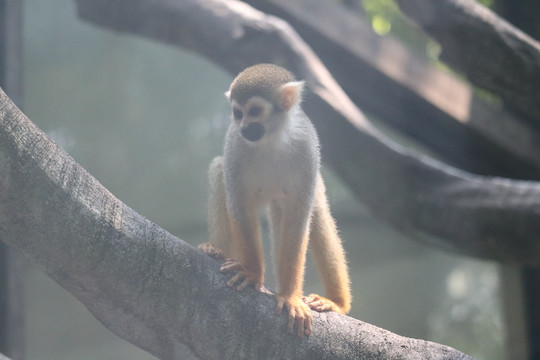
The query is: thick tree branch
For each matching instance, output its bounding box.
[0,88,471,359]
[397,0,540,123]
[75,0,540,265]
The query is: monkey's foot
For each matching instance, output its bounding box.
[276,294,313,337]
[220,258,264,292]
[198,242,225,260]
[303,293,344,314]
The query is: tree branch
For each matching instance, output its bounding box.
[75,0,540,265]
[396,0,540,123]
[0,88,471,359]
[243,0,540,179]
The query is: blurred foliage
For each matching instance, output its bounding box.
[357,0,503,107]
[360,0,440,62]
[477,0,494,7]
[358,0,494,63]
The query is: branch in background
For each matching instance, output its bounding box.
[243,0,540,179]
[76,0,540,265]
[397,0,540,124]
[0,87,471,359]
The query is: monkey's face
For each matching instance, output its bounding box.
[230,96,284,143]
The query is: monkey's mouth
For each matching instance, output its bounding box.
[241,123,265,142]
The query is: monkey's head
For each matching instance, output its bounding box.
[225,64,305,142]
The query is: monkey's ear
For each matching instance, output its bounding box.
[279,81,305,111]
[224,90,231,100]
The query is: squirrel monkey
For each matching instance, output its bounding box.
[200,64,351,337]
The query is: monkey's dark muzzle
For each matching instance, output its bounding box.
[241,123,265,142]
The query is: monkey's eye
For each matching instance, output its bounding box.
[233,109,243,121]
[248,106,263,117]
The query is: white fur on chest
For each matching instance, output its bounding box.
[243,139,297,203]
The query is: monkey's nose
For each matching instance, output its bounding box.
[241,123,265,142]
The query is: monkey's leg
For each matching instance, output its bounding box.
[199,157,233,259]
[305,174,352,314]
[271,200,313,337]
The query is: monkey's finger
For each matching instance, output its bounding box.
[318,304,331,311]
[287,310,296,334]
[220,259,235,268]
[315,302,332,311]
[220,261,242,273]
[304,297,326,311]
[220,264,231,272]
[222,258,239,265]
[259,285,273,295]
[236,277,251,291]
[305,316,312,336]
[254,283,266,293]
[275,300,285,315]
[227,273,243,287]
[310,300,323,309]
[297,317,305,338]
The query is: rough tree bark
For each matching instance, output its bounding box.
[396,0,540,124]
[0,88,472,359]
[75,0,540,265]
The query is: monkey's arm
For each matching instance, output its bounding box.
[222,209,265,291]
[205,156,265,289]
[271,194,314,337]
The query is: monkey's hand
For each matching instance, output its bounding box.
[220,258,264,292]
[303,293,345,314]
[276,294,313,337]
[198,242,225,260]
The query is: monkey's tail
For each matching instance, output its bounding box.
[308,174,352,314]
